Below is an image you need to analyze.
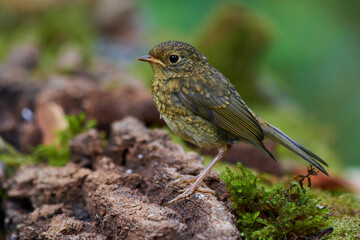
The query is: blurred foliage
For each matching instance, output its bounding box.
[137,0,218,41]
[220,163,331,239]
[0,113,97,169]
[0,1,95,75]
[197,4,273,105]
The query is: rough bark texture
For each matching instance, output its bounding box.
[5,117,239,239]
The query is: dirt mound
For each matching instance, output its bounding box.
[5,117,239,239]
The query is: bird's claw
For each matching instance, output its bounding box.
[165,175,198,189]
[165,175,216,205]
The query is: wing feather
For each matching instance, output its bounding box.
[176,69,274,159]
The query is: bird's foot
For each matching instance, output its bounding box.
[166,175,215,205]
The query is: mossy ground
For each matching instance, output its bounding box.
[0,113,97,171]
[219,163,360,239]
[316,191,360,240]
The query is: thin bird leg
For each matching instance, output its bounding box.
[167,145,231,205]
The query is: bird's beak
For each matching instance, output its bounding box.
[137,55,165,67]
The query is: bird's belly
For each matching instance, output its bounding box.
[161,113,227,148]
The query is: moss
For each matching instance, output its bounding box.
[32,113,97,166]
[312,191,360,240]
[0,113,97,169]
[321,192,360,216]
[220,163,331,239]
[327,217,360,240]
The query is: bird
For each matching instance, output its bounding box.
[137,41,328,205]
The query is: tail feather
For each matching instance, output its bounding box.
[292,140,328,167]
[259,142,277,162]
[261,122,329,175]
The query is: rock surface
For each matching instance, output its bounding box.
[5,117,239,239]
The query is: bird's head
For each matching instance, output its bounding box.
[137,41,207,78]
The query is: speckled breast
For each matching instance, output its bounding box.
[151,77,227,148]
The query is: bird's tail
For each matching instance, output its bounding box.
[258,118,329,175]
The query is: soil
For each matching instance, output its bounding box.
[4,117,239,239]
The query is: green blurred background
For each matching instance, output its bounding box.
[0,0,359,168]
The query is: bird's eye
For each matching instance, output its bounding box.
[169,55,180,64]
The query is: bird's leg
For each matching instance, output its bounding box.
[167,145,231,205]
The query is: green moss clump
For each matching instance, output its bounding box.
[0,113,97,169]
[32,113,97,166]
[220,163,331,239]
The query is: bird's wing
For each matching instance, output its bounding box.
[176,69,274,159]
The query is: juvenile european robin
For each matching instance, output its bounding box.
[138,41,328,205]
